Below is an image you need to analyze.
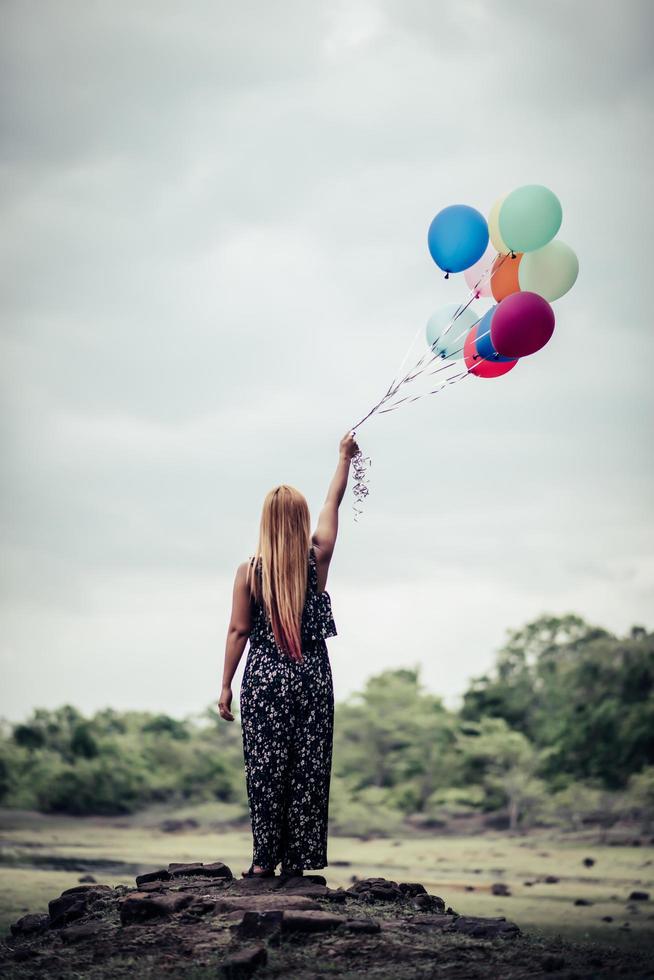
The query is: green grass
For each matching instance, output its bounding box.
[1,806,653,948]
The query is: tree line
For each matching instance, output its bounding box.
[1,614,652,834]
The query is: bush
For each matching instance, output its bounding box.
[37,755,149,815]
[328,780,405,837]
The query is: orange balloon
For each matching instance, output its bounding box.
[491,252,523,301]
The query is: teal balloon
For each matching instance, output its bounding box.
[499,184,562,253]
[426,303,479,361]
[518,240,579,301]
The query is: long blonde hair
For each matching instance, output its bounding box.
[246,485,311,663]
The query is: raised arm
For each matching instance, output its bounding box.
[218,561,252,722]
[312,430,360,563]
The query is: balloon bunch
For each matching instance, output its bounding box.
[349,184,579,519]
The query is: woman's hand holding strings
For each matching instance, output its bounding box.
[339,430,359,461]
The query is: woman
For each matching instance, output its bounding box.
[218,429,359,879]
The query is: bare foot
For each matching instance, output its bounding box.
[242,864,272,877]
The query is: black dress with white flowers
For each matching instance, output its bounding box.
[240,546,337,871]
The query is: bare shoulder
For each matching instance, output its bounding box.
[235,560,255,590]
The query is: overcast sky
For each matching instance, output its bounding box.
[1,0,652,723]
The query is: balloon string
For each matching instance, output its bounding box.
[353,250,507,430]
[349,250,510,519]
[376,322,509,415]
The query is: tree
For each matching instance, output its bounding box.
[333,668,459,813]
[461,616,654,789]
[628,766,654,834]
[458,718,546,831]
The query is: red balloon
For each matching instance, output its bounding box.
[464,325,518,379]
[490,291,555,358]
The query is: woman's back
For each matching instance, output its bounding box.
[248,546,337,658]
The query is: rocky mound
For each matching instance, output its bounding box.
[1,860,650,978]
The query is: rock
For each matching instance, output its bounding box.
[491,883,511,896]
[323,887,347,903]
[465,886,476,892]
[541,954,566,971]
[629,890,649,901]
[371,886,400,901]
[61,884,113,898]
[398,882,427,897]
[235,910,284,942]
[168,861,233,879]
[412,914,518,940]
[216,895,321,914]
[574,899,592,906]
[582,858,595,868]
[448,915,520,940]
[348,876,396,892]
[277,873,326,887]
[412,894,446,913]
[203,861,234,878]
[60,921,107,944]
[330,860,352,866]
[48,894,88,929]
[10,913,50,937]
[48,884,114,928]
[119,891,194,924]
[218,945,267,979]
[601,915,613,921]
[135,868,172,887]
[275,882,337,901]
[136,880,165,893]
[181,897,218,919]
[168,861,204,875]
[544,876,559,884]
[281,910,344,934]
[222,877,279,896]
[78,874,97,883]
[342,918,380,934]
[346,877,404,903]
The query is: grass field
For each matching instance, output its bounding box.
[1,806,653,950]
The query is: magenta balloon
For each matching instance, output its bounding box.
[490,291,555,358]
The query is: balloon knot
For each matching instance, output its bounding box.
[444,271,450,280]
[510,251,516,259]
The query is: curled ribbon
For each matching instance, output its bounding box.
[351,447,371,522]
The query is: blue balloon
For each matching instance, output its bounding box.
[474,306,513,362]
[427,205,489,275]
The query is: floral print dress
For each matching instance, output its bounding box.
[240,546,337,871]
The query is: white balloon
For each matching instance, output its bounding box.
[426,303,480,361]
[518,240,579,301]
